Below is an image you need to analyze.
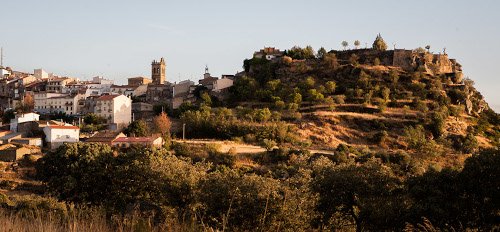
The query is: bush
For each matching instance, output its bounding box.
[261,139,277,151]
[372,130,389,146]
[461,134,479,154]
[404,125,427,149]
[207,150,236,167]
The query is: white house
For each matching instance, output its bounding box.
[10,113,40,132]
[0,67,11,78]
[95,94,131,130]
[34,69,49,79]
[43,124,80,150]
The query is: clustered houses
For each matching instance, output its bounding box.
[0,56,242,158]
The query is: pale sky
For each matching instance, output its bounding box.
[1,0,499,112]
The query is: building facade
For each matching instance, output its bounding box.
[151,58,166,85]
[34,92,84,115]
[43,124,80,150]
[95,94,132,130]
[128,76,152,86]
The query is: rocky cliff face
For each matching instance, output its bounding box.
[464,81,489,115]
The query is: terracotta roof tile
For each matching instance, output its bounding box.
[97,95,120,101]
[48,125,80,130]
[113,137,157,143]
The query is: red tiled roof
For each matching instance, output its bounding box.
[86,131,125,142]
[97,95,120,101]
[113,137,157,143]
[48,125,80,130]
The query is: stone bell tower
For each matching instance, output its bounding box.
[151,57,166,85]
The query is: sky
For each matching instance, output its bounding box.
[1,0,499,112]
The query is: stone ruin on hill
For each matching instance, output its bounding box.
[332,49,464,83]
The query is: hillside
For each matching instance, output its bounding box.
[183,43,499,169]
[1,40,499,231]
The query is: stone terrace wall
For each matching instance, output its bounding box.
[331,49,394,66]
[393,49,414,71]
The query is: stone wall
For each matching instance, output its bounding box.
[336,49,462,77]
[332,49,394,66]
[392,49,414,71]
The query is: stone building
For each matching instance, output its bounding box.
[132,102,155,122]
[128,76,152,86]
[0,145,37,162]
[112,136,164,148]
[146,84,172,103]
[253,47,284,60]
[151,58,166,85]
[332,48,463,81]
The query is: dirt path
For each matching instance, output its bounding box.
[173,139,267,154]
[173,139,335,155]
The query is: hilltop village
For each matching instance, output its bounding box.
[0,34,494,159]
[0,35,499,231]
[0,54,241,155]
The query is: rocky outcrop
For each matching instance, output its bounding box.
[464,81,489,115]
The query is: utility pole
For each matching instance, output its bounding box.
[182,123,186,140]
[1,47,3,67]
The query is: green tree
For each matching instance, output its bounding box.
[388,70,399,85]
[198,171,282,231]
[231,76,258,101]
[381,87,390,101]
[461,133,478,154]
[265,79,281,92]
[407,168,464,229]
[201,92,212,106]
[323,53,339,69]
[317,47,327,59]
[342,41,349,50]
[429,111,445,138]
[404,125,427,149]
[124,119,149,137]
[354,40,361,49]
[460,149,500,229]
[312,161,403,231]
[288,92,303,105]
[254,108,272,122]
[83,113,106,125]
[307,89,325,102]
[325,81,337,94]
[372,34,388,51]
[1,109,15,124]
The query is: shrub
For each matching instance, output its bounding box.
[461,134,479,154]
[372,130,389,146]
[333,95,346,104]
[404,125,427,149]
[261,139,278,151]
[207,150,236,167]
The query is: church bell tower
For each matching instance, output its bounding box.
[151,57,166,85]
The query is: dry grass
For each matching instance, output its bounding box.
[0,209,112,232]
[0,209,202,232]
